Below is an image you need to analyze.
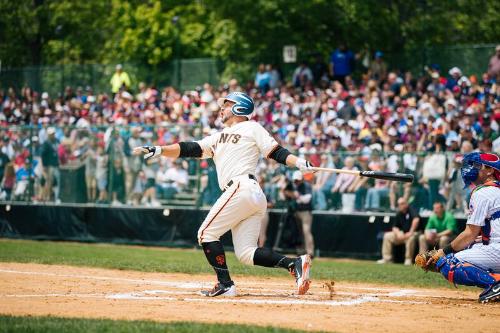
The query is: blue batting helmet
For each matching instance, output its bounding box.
[217,92,254,119]
[460,152,500,187]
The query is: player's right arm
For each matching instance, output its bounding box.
[133,132,219,160]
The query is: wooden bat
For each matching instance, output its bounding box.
[310,167,414,183]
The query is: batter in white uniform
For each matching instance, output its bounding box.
[134,92,314,297]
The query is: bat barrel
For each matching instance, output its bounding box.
[360,171,414,183]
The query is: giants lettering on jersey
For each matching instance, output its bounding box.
[219,133,241,144]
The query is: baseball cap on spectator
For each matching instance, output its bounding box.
[116,64,123,70]
[431,72,439,79]
[445,98,457,108]
[375,51,383,58]
[449,67,462,76]
[47,127,56,135]
[41,92,49,100]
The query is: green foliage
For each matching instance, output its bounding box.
[0,315,319,333]
[0,239,465,289]
[0,0,498,79]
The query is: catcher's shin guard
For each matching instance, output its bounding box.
[436,254,498,289]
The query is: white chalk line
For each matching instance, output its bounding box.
[0,269,458,298]
[3,291,424,307]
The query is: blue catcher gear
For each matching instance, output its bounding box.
[217,92,255,119]
[436,254,499,289]
[460,152,500,188]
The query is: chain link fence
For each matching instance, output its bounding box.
[0,58,220,96]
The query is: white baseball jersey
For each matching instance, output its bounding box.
[467,185,500,244]
[196,121,278,189]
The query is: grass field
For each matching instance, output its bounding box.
[0,238,453,288]
[0,315,322,333]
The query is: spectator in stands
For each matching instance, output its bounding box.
[418,201,458,254]
[110,158,126,205]
[365,149,390,211]
[283,171,314,257]
[141,159,160,206]
[312,153,336,210]
[156,159,188,200]
[0,163,15,200]
[421,134,447,209]
[369,51,387,81]
[255,64,271,93]
[292,61,313,88]
[266,64,281,89]
[331,156,358,211]
[96,145,108,204]
[131,170,147,205]
[83,139,97,202]
[40,127,59,202]
[377,197,421,265]
[0,140,10,185]
[329,44,355,85]
[110,64,131,96]
[127,127,144,203]
[311,53,329,84]
[487,45,500,82]
[445,67,463,91]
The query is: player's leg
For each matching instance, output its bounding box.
[197,182,251,296]
[436,243,500,302]
[232,210,312,295]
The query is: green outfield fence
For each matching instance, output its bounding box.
[0,45,496,94]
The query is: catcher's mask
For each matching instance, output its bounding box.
[460,152,500,188]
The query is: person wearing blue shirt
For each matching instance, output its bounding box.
[254,64,271,93]
[329,44,355,85]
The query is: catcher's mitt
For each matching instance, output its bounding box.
[414,249,444,272]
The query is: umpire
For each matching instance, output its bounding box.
[284,170,315,257]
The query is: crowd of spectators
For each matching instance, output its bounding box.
[0,46,499,213]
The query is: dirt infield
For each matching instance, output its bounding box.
[0,263,499,332]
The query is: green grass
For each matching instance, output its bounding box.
[0,315,323,333]
[0,239,455,288]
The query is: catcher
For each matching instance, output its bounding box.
[415,152,500,303]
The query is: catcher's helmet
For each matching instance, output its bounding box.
[217,92,254,119]
[460,152,500,187]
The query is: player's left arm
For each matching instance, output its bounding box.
[438,191,488,256]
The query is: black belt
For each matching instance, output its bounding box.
[222,174,256,192]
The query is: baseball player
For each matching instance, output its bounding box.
[416,152,500,303]
[134,92,314,297]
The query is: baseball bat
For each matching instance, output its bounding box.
[310,167,414,183]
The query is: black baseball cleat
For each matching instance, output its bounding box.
[292,255,312,295]
[479,281,500,303]
[200,282,237,297]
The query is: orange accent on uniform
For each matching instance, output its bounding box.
[199,183,240,242]
[491,273,500,281]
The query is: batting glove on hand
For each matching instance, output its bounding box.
[133,146,162,160]
[295,158,314,172]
